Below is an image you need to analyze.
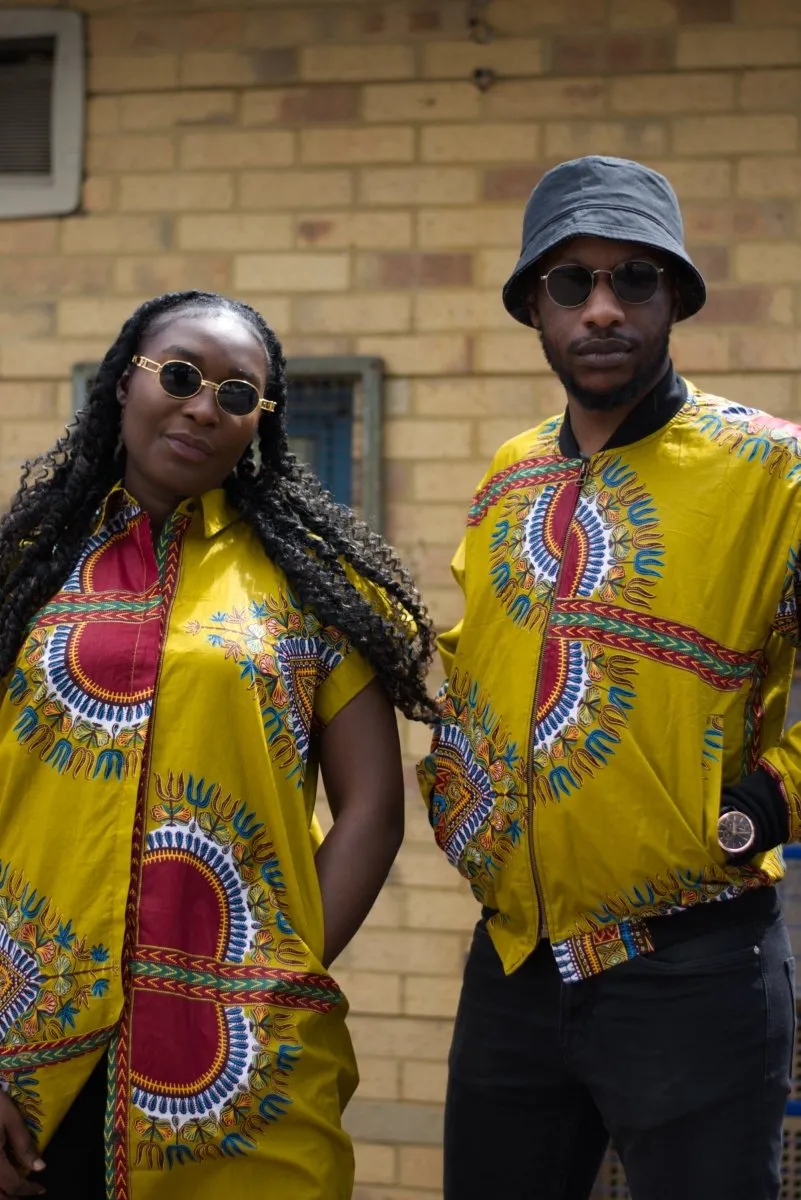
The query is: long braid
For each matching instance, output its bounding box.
[0,290,436,721]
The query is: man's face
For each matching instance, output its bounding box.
[527,236,676,411]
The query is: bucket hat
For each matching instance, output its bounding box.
[502,155,706,326]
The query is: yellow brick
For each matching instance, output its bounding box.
[180,130,294,170]
[404,976,462,1020]
[300,127,414,166]
[738,0,801,17]
[733,331,801,370]
[0,340,107,380]
[411,460,488,503]
[363,83,480,124]
[404,888,477,933]
[737,156,801,198]
[300,44,414,83]
[290,294,411,334]
[354,1142,397,1186]
[86,135,175,173]
[399,1146,443,1190]
[61,215,169,255]
[413,290,509,333]
[384,419,471,460]
[295,211,412,250]
[0,219,58,254]
[647,158,732,200]
[413,376,562,418]
[239,170,354,210]
[0,383,57,420]
[120,91,237,131]
[86,96,120,136]
[544,120,667,159]
[490,0,606,31]
[474,333,550,375]
[241,7,319,45]
[400,1061,449,1105]
[114,255,230,297]
[423,39,543,80]
[2,418,71,462]
[233,252,350,293]
[176,214,292,252]
[363,888,405,930]
[334,971,403,1016]
[689,373,795,415]
[739,69,801,111]
[609,0,676,25]
[57,298,143,338]
[359,167,479,207]
[674,115,797,156]
[478,415,552,455]
[0,305,54,339]
[390,845,463,890]
[119,173,233,213]
[420,123,540,164]
[82,177,116,214]
[355,335,470,376]
[348,1015,455,1061]
[89,11,243,54]
[735,244,801,283]
[282,334,352,358]
[611,73,734,115]
[485,77,605,120]
[89,54,178,93]
[671,328,731,373]
[416,206,520,250]
[677,28,801,69]
[340,928,468,976]
[178,52,292,89]
[354,1061,401,1103]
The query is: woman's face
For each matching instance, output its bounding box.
[119,307,268,513]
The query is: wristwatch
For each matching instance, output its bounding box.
[717,807,756,856]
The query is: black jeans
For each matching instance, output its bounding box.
[445,894,796,1200]
[38,1053,106,1198]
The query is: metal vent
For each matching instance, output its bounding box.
[0,36,54,175]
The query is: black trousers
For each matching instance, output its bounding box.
[445,892,796,1200]
[38,1053,106,1198]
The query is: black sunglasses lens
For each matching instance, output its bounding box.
[160,361,202,399]
[546,265,594,307]
[612,261,660,304]
[217,380,260,416]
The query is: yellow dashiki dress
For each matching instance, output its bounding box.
[0,485,374,1198]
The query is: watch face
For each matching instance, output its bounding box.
[718,810,755,853]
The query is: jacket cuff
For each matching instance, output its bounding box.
[722,765,790,853]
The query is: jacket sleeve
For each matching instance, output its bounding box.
[746,540,801,843]
[436,537,466,680]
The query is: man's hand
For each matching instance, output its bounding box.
[0,1092,45,1197]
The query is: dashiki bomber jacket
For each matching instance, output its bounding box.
[418,367,801,983]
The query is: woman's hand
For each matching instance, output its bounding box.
[0,1092,45,1197]
[316,679,405,967]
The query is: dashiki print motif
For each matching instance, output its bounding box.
[419,383,801,982]
[0,486,373,1199]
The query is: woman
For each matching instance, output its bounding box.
[0,291,435,1198]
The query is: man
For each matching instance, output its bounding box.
[418,156,800,1200]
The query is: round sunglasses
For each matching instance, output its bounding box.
[539,260,665,309]
[131,356,276,417]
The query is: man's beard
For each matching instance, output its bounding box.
[539,329,671,411]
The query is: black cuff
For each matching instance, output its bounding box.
[722,767,790,855]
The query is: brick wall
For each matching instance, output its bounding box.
[1,0,800,1195]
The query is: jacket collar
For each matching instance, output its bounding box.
[96,483,239,540]
[558,363,687,458]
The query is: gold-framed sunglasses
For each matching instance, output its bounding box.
[131,356,276,416]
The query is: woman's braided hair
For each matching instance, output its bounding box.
[0,290,436,721]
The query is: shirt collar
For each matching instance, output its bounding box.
[95,483,240,540]
[558,363,688,458]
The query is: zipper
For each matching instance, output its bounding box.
[526,455,590,938]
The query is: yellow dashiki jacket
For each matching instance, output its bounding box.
[418,370,801,982]
[0,485,375,1198]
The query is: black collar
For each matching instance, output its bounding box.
[558,364,687,458]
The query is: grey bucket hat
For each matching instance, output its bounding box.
[502,155,706,326]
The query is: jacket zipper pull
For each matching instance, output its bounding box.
[578,455,590,487]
